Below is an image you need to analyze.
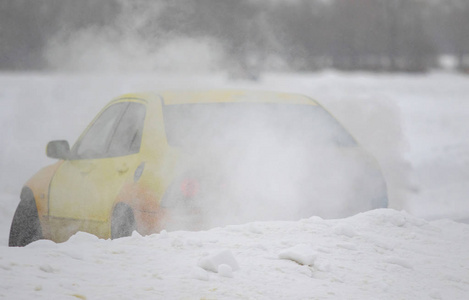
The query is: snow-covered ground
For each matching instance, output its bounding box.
[2,209,469,299]
[1,72,469,299]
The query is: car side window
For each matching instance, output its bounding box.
[108,102,146,157]
[75,103,127,159]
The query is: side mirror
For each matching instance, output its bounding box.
[46,140,71,160]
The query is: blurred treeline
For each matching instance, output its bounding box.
[1,0,468,73]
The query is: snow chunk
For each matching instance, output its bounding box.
[337,242,357,250]
[279,244,316,266]
[191,267,209,281]
[67,231,99,243]
[373,209,407,227]
[159,230,169,239]
[374,240,396,251]
[386,212,407,227]
[384,256,413,269]
[334,224,357,237]
[60,247,85,260]
[39,264,54,273]
[25,239,58,249]
[315,259,332,272]
[197,250,239,273]
[218,264,233,278]
[171,238,184,248]
[185,238,203,247]
[248,223,263,234]
[308,216,324,222]
[131,230,142,238]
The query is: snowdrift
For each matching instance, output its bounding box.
[1,209,468,299]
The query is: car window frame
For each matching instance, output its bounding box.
[70,100,147,160]
[107,102,147,157]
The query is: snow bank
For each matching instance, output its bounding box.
[1,209,468,299]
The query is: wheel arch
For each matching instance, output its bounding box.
[111,182,167,237]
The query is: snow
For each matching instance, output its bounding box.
[217,264,234,278]
[278,244,316,266]
[1,209,469,299]
[1,71,469,298]
[197,249,240,273]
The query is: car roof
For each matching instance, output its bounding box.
[116,90,318,106]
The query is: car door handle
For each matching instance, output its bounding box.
[117,163,129,174]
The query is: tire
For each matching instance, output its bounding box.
[9,188,43,247]
[111,203,136,239]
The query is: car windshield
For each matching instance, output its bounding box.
[163,103,356,150]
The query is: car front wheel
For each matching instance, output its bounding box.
[111,203,136,239]
[9,188,43,247]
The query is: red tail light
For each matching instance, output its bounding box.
[181,178,199,197]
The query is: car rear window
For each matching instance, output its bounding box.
[163,103,356,149]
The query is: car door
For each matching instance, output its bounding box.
[48,100,146,241]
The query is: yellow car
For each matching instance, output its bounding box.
[9,90,387,246]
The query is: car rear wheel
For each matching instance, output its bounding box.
[111,203,136,239]
[9,188,43,247]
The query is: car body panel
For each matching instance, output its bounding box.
[157,90,319,106]
[48,154,142,239]
[24,161,63,240]
[45,95,181,241]
[47,98,148,240]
